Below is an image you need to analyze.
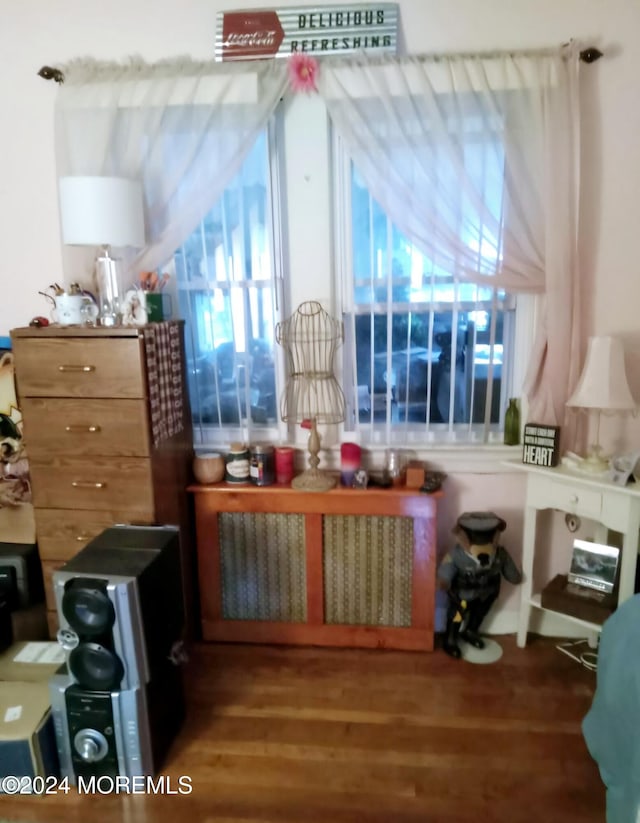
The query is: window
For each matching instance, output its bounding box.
[336,138,519,446]
[172,95,527,451]
[173,131,282,446]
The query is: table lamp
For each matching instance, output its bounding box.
[566,335,636,472]
[58,176,145,326]
[276,301,346,491]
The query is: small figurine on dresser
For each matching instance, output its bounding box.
[437,511,522,659]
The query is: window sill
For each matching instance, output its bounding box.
[321,443,523,475]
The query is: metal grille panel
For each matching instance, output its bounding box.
[219,512,306,621]
[323,514,413,626]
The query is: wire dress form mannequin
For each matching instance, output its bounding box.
[276,301,346,491]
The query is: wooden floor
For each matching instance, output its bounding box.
[4,635,604,823]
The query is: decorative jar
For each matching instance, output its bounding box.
[250,444,275,486]
[225,443,251,484]
[193,452,225,485]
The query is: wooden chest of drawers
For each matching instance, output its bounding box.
[10,324,195,637]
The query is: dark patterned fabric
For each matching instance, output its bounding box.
[143,321,184,446]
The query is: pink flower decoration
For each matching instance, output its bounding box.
[288,53,319,93]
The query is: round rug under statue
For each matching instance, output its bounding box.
[460,637,503,664]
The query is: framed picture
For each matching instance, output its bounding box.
[568,538,620,594]
[121,288,148,326]
[522,423,560,467]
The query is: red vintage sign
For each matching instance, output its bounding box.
[217,6,398,61]
[221,11,285,59]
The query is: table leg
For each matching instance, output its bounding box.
[617,507,640,605]
[517,504,537,647]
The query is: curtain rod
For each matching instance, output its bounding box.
[37,46,603,84]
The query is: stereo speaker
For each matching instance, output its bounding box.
[49,658,184,783]
[53,525,184,692]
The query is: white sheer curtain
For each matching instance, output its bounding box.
[55,56,288,281]
[318,44,583,440]
[54,46,584,443]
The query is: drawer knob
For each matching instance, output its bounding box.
[71,481,106,489]
[570,494,579,504]
[65,425,101,433]
[58,365,96,373]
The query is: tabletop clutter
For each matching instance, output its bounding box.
[31,271,171,328]
[193,443,446,492]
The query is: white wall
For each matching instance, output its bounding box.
[3,0,640,632]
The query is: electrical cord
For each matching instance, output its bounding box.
[556,638,598,672]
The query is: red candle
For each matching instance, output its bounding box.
[340,442,361,487]
[274,446,295,485]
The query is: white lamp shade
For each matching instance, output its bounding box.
[567,335,636,412]
[59,176,145,248]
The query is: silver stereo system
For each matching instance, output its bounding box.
[49,673,154,782]
[52,525,185,692]
[49,525,186,785]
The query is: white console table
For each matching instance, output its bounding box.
[508,462,640,647]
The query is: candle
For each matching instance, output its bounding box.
[340,442,361,487]
[274,446,295,485]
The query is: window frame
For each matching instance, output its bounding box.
[176,94,537,462]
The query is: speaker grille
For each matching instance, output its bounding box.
[69,643,125,691]
[62,579,115,637]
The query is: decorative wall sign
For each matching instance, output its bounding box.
[522,423,560,468]
[216,4,399,61]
